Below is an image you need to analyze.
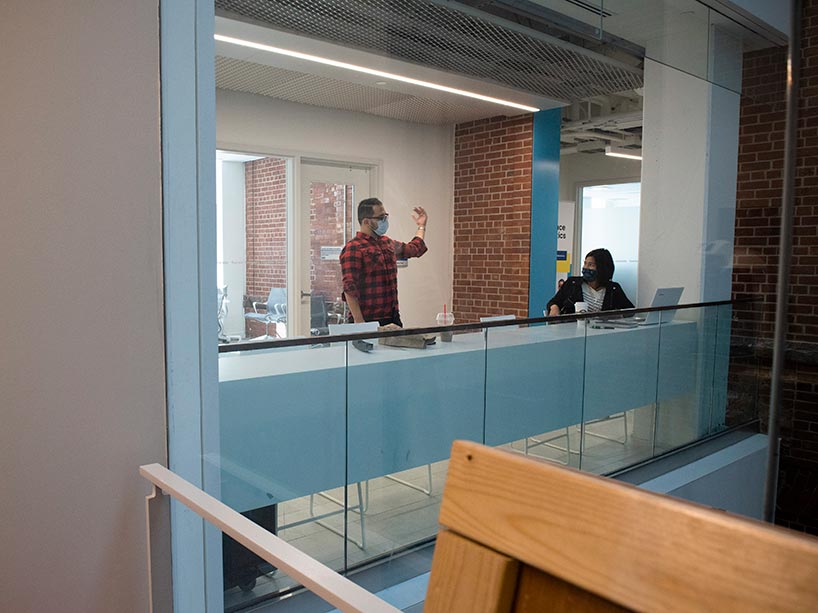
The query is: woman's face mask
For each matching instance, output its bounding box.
[581,267,598,282]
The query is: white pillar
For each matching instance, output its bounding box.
[638,33,741,306]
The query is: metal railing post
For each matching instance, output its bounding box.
[145,485,174,613]
[763,0,802,523]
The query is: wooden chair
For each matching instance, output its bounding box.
[425,440,818,613]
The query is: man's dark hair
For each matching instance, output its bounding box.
[358,197,383,224]
[586,248,615,285]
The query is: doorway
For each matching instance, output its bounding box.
[217,151,374,340]
[295,160,373,336]
[578,181,641,302]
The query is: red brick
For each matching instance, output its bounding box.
[453,114,534,322]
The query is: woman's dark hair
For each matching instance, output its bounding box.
[585,248,615,285]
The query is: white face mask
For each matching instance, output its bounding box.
[373,217,389,236]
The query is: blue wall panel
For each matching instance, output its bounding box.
[529,109,561,317]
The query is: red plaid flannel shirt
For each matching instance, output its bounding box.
[340,232,427,322]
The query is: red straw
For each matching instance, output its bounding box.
[443,303,447,318]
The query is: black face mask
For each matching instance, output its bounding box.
[582,267,598,282]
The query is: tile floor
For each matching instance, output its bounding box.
[224,409,666,611]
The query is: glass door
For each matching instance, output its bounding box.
[295,161,373,337]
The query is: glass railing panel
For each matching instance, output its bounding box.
[212,298,755,609]
[710,303,733,434]
[217,343,347,606]
[653,305,719,456]
[726,300,763,428]
[345,328,486,568]
[485,320,586,469]
[580,316,660,474]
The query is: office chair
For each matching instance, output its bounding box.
[309,294,344,336]
[244,287,287,339]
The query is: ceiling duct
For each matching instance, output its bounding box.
[214,0,643,103]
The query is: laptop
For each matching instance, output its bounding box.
[593,287,684,328]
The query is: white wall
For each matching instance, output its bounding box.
[220,161,247,337]
[217,90,454,327]
[558,152,642,203]
[637,434,768,520]
[0,2,165,612]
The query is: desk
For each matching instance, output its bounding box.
[218,321,705,513]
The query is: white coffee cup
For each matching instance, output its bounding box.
[573,301,588,328]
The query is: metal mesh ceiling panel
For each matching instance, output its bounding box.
[214,0,643,102]
[216,56,505,125]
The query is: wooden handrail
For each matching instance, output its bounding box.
[427,441,818,612]
[139,463,400,613]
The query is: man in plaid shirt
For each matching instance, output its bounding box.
[340,198,428,326]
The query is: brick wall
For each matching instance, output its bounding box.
[732,2,818,534]
[309,182,354,304]
[732,46,787,340]
[453,114,534,322]
[244,157,287,336]
[245,156,288,298]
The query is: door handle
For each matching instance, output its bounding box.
[300,291,312,298]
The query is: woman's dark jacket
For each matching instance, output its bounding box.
[546,276,634,314]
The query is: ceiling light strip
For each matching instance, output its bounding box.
[605,145,642,161]
[215,34,540,113]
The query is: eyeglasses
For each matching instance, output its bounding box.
[368,213,389,221]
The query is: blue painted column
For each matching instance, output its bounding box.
[528,108,561,318]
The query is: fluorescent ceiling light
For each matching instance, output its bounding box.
[215,34,540,113]
[605,145,642,160]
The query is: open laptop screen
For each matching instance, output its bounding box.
[643,287,684,324]
[592,286,684,327]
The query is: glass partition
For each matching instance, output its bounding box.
[201,0,783,609]
[580,316,661,473]
[213,300,761,608]
[726,301,764,429]
[653,304,720,455]
[345,328,486,567]
[217,343,347,609]
[485,321,586,468]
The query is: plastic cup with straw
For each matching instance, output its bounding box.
[436,303,454,342]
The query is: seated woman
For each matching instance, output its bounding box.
[547,248,634,315]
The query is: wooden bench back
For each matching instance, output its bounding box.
[424,441,818,612]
